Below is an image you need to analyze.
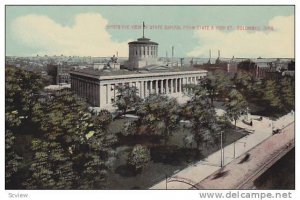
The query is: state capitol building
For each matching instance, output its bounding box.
[70,26,207,110]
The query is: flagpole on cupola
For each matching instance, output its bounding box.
[143,21,145,38]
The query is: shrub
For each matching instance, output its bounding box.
[127,144,150,171]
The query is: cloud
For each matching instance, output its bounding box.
[187,15,294,58]
[11,13,131,57]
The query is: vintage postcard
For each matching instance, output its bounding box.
[4,4,295,198]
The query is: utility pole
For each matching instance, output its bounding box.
[233,141,236,158]
[165,174,168,189]
[220,131,223,167]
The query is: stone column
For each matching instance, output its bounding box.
[175,78,178,93]
[144,81,147,97]
[170,78,173,94]
[160,79,163,94]
[112,84,115,102]
[96,83,99,105]
[87,82,90,102]
[155,80,158,94]
[80,80,82,97]
[76,79,78,93]
[166,79,169,94]
[150,80,153,94]
[106,84,109,104]
[144,81,148,97]
[178,78,182,93]
[140,81,144,98]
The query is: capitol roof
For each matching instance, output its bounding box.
[128,37,158,45]
[70,66,207,80]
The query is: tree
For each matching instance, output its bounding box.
[128,144,151,172]
[6,66,45,122]
[6,66,116,189]
[5,130,22,188]
[280,77,295,111]
[94,109,113,131]
[182,90,220,151]
[194,71,232,105]
[114,85,141,115]
[232,71,262,101]
[134,94,181,145]
[24,90,116,189]
[23,139,77,189]
[263,80,283,110]
[5,66,44,188]
[225,89,248,127]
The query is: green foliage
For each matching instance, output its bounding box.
[5,130,22,186]
[128,144,151,171]
[94,109,113,131]
[232,72,259,99]
[263,80,282,109]
[196,71,232,105]
[182,91,220,150]
[225,89,248,126]
[6,66,44,120]
[23,139,76,189]
[280,77,295,111]
[26,90,116,189]
[132,94,181,145]
[5,66,116,189]
[114,85,142,114]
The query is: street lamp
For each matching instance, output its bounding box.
[220,131,224,167]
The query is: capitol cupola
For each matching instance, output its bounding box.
[127,22,159,69]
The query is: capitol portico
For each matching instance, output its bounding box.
[70,24,207,110]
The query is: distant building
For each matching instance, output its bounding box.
[237,59,294,81]
[47,63,73,84]
[44,84,71,92]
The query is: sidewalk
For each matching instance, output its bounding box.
[149,111,294,189]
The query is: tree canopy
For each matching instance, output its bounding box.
[114,84,142,115]
[5,66,116,189]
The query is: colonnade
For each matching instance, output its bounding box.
[71,73,206,108]
[101,75,202,105]
[71,77,100,106]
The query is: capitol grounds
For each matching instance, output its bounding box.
[101,100,293,189]
[6,66,294,190]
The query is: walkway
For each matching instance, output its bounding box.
[149,112,294,189]
[196,122,294,189]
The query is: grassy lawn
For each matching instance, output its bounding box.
[105,118,249,189]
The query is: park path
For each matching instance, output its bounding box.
[150,111,294,189]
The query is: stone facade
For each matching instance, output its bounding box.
[70,68,207,110]
[127,37,159,69]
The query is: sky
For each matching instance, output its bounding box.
[5,6,294,58]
